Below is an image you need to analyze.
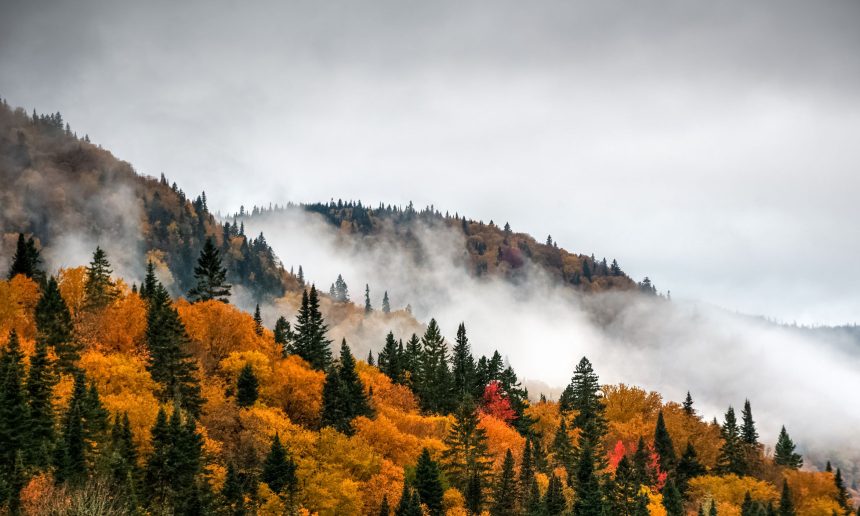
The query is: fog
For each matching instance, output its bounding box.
[243,208,860,472]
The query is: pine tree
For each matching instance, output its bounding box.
[741,491,755,516]
[0,330,30,500]
[382,291,391,314]
[321,340,371,434]
[334,274,349,302]
[451,323,477,402]
[662,479,684,516]
[402,333,422,387]
[415,448,444,516]
[676,441,705,493]
[145,282,204,417]
[261,433,298,504]
[84,246,117,310]
[144,407,207,513]
[273,316,292,355]
[834,468,851,512]
[654,410,676,473]
[367,350,375,366]
[35,276,78,372]
[571,440,603,516]
[491,449,518,516]
[442,400,493,490]
[221,463,245,515]
[609,455,640,515]
[395,482,422,516]
[518,439,534,508]
[54,397,86,485]
[774,426,802,469]
[779,480,795,516]
[7,233,43,282]
[524,476,542,515]
[741,400,759,445]
[25,338,56,468]
[560,357,607,465]
[716,406,746,475]
[544,473,567,515]
[253,304,263,336]
[378,331,403,383]
[683,391,695,416]
[139,261,158,302]
[552,418,575,477]
[416,319,454,413]
[465,470,484,515]
[292,287,332,370]
[187,237,232,303]
[364,284,373,314]
[108,412,140,509]
[236,363,259,408]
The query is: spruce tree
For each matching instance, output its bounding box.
[378,331,403,383]
[26,338,56,468]
[236,363,259,408]
[662,479,684,516]
[187,237,232,303]
[334,274,349,302]
[7,233,43,282]
[741,400,759,445]
[518,439,534,508]
[609,455,640,515]
[676,441,705,493]
[0,330,30,499]
[561,357,607,470]
[544,473,567,515]
[274,316,292,355]
[451,323,477,402]
[442,400,493,490]
[654,410,676,473]
[395,482,422,516]
[571,440,603,516]
[683,391,695,416]
[321,340,371,434]
[140,261,159,302]
[365,284,373,314]
[108,412,140,510]
[779,480,795,516]
[54,398,86,485]
[145,281,203,417]
[416,319,454,413]
[379,494,390,516]
[35,276,78,372]
[774,426,802,469]
[261,433,298,504]
[415,448,444,516]
[524,476,542,516]
[253,304,263,336]
[465,470,484,515]
[716,406,746,475]
[292,287,332,370]
[491,449,518,516]
[741,491,754,516]
[221,463,245,515]
[402,334,422,387]
[382,291,391,314]
[834,468,851,512]
[144,407,207,513]
[84,246,117,310]
[552,418,575,478]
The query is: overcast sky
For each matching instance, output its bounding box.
[2,0,859,324]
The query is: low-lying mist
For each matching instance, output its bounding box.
[242,208,860,475]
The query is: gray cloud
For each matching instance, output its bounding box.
[1,0,859,324]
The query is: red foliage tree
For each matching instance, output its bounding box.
[480,381,517,423]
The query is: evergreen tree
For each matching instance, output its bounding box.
[54,398,86,485]
[774,426,803,469]
[544,473,567,515]
[560,357,607,467]
[518,439,534,508]
[187,237,232,303]
[382,291,391,314]
[144,407,207,513]
[676,441,705,493]
[221,463,245,515]
[395,482,422,516]
[415,448,444,516]
[465,470,484,515]
[367,350,375,366]
[491,449,518,516]
[35,276,78,372]
[25,338,56,468]
[710,501,719,516]
[7,233,43,282]
[552,418,575,478]
[741,491,755,516]
[779,480,796,516]
[683,391,695,416]
[261,433,298,504]
[609,455,640,516]
[416,319,454,413]
[654,410,676,473]
[402,334,422,387]
[379,494,391,516]
[236,363,259,408]
[442,400,493,490]
[716,406,746,475]
[451,323,477,402]
[84,246,117,310]
[292,287,332,370]
[273,316,292,355]
[253,304,263,336]
[139,260,159,302]
[632,436,656,488]
[321,340,372,434]
[662,479,684,516]
[378,331,403,383]
[108,412,140,510]
[145,282,204,416]
[365,284,373,314]
[0,330,30,503]
[571,440,603,516]
[834,468,851,512]
[334,274,349,302]
[741,400,759,445]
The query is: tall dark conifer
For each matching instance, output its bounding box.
[571,440,603,516]
[0,330,30,498]
[654,410,676,473]
[35,276,78,372]
[442,400,493,491]
[378,332,403,383]
[774,427,802,469]
[415,448,444,516]
[451,323,476,402]
[416,319,453,413]
[236,363,259,408]
[7,233,43,282]
[292,287,332,370]
[716,406,746,475]
[491,449,518,516]
[26,338,56,468]
[382,291,391,314]
[261,433,298,505]
[321,340,371,434]
[84,246,117,310]
[187,237,232,303]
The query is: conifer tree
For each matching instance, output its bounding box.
[774,426,803,469]
[144,407,207,513]
[741,491,755,516]
[544,473,567,515]
[415,448,444,516]
[710,501,719,516]
[0,330,30,501]
[683,391,695,416]
[26,338,56,468]
[491,449,518,516]
[465,470,484,515]
[609,455,640,515]
[395,482,422,516]
[834,468,850,512]
[367,350,375,366]
[379,495,390,516]
[632,436,656,488]
[402,334,422,387]
[662,479,684,516]
[571,440,603,516]
[35,276,78,372]
[84,246,117,310]
[261,433,298,505]
[253,304,263,336]
[55,401,86,485]
[292,287,332,370]
[560,357,607,466]
[382,291,391,314]
[741,400,759,445]
[716,406,746,475]
[442,400,493,491]
[236,363,259,408]
[416,319,454,413]
[518,439,534,508]
[552,418,575,477]
[139,261,158,302]
[365,284,373,314]
[7,233,43,282]
[334,274,349,302]
[654,410,677,473]
[273,316,292,355]
[221,463,245,515]
[676,441,705,493]
[378,331,403,383]
[187,237,232,303]
[321,340,371,434]
[108,412,140,510]
[779,480,795,516]
[451,323,477,402]
[145,282,204,417]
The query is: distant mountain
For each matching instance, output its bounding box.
[0,100,288,300]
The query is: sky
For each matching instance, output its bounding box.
[2,0,859,324]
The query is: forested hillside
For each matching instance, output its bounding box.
[0,100,287,301]
[0,225,854,515]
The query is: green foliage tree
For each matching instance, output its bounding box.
[25,338,56,468]
[662,479,684,516]
[187,237,232,303]
[378,331,404,383]
[608,455,640,516]
[834,468,851,512]
[415,448,444,516]
[274,316,292,356]
[253,304,263,336]
[442,400,493,491]
[560,357,607,470]
[221,462,245,515]
[716,406,746,475]
[0,330,30,507]
[552,418,575,479]
[465,470,484,515]
[416,319,454,413]
[490,449,518,516]
[321,340,372,434]
[7,233,43,282]
[571,440,604,516]
[774,426,802,469]
[84,246,117,310]
[778,480,795,516]
[544,473,567,515]
[451,323,477,402]
[682,391,695,416]
[654,410,676,473]
[741,399,759,445]
[261,433,298,505]
[236,363,259,408]
[292,287,332,370]
[36,276,79,372]
[365,284,373,314]
[676,441,705,493]
[382,291,391,314]
[108,412,140,510]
